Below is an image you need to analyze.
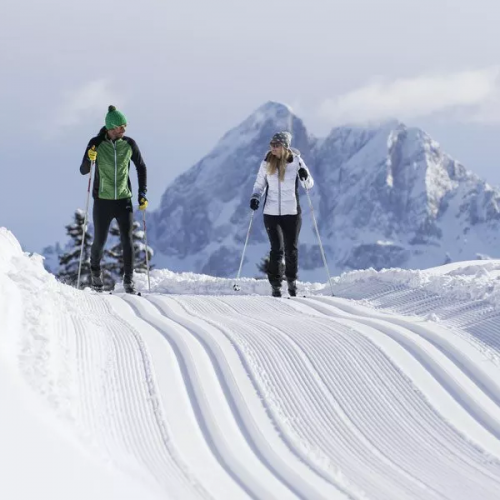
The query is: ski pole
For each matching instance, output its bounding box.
[142,209,151,293]
[233,210,255,291]
[77,147,95,289]
[303,186,335,296]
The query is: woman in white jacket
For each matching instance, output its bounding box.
[250,131,314,297]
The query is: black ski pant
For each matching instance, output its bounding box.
[264,214,302,287]
[90,198,134,277]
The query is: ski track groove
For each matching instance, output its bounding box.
[314,297,500,411]
[121,295,266,500]
[292,300,500,484]
[142,294,347,500]
[69,293,213,500]
[225,299,451,496]
[302,296,500,450]
[109,295,262,500]
[214,298,448,500]
[172,295,500,500]
[334,283,500,358]
[212,297,464,499]
[165,296,434,499]
[102,306,190,492]
[289,297,500,489]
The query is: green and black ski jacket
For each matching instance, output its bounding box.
[80,128,147,200]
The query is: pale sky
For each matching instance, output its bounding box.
[2,0,500,252]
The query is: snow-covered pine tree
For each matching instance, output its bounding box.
[256,254,270,276]
[57,209,92,288]
[256,253,286,280]
[105,222,125,281]
[96,222,121,290]
[133,222,154,274]
[105,221,153,280]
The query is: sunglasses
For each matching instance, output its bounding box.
[270,142,282,148]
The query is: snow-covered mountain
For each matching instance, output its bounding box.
[148,101,315,279]
[148,101,500,281]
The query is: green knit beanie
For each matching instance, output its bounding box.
[105,105,127,130]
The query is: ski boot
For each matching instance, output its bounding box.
[123,274,137,294]
[90,268,103,292]
[287,280,297,297]
[271,285,282,298]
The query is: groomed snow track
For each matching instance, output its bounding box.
[60,291,500,500]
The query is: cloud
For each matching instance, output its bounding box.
[51,79,124,132]
[319,68,500,125]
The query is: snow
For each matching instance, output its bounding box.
[330,261,500,310]
[3,225,500,499]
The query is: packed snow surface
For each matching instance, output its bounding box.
[2,226,500,499]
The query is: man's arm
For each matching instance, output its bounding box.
[128,138,147,195]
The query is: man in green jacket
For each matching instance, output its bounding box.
[80,105,148,294]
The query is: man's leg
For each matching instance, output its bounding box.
[282,214,302,295]
[115,198,135,290]
[264,215,284,294]
[90,199,114,288]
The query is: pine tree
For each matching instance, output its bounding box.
[57,209,93,288]
[256,253,286,280]
[133,222,154,274]
[105,221,153,280]
[256,254,270,276]
[103,222,122,288]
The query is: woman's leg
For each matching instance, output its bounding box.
[282,214,302,283]
[264,214,284,288]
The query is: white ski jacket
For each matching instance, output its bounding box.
[251,153,314,216]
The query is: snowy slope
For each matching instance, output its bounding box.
[4,225,500,499]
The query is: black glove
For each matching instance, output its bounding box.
[250,198,260,210]
[298,167,308,181]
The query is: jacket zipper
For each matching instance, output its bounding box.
[113,142,117,199]
[278,165,282,215]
